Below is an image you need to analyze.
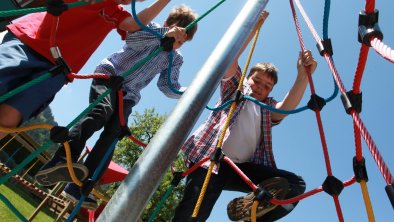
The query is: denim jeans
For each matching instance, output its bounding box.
[172,161,306,222]
[53,78,134,180]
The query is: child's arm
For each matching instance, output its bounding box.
[272,50,317,122]
[223,11,269,80]
[119,0,171,32]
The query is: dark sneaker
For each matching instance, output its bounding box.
[63,183,98,211]
[227,177,289,221]
[35,158,88,186]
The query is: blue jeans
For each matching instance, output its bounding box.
[53,78,134,181]
[172,161,306,222]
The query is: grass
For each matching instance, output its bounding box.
[0,182,56,222]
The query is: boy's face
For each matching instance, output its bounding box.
[247,71,275,101]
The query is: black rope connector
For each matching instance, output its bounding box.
[49,58,72,78]
[340,91,362,114]
[108,76,125,91]
[322,176,344,196]
[385,184,394,209]
[160,36,175,52]
[230,90,245,104]
[118,126,132,140]
[307,94,326,111]
[316,38,333,57]
[210,148,224,163]
[81,179,95,196]
[254,186,273,207]
[171,171,184,187]
[50,126,69,143]
[358,9,383,47]
[46,0,68,16]
[353,156,369,182]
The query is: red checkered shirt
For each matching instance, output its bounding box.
[181,67,279,173]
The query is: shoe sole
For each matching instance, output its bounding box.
[227,177,289,221]
[35,163,88,186]
[63,191,98,211]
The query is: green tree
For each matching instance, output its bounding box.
[108,108,187,222]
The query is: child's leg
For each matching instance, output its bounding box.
[173,166,226,221]
[0,104,22,139]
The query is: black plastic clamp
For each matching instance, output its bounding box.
[81,179,95,196]
[322,176,344,196]
[230,90,245,104]
[316,38,333,56]
[340,91,362,114]
[385,184,394,209]
[171,171,184,186]
[353,156,369,182]
[108,76,125,91]
[210,148,225,163]
[50,126,69,143]
[46,0,68,16]
[160,36,175,52]
[118,126,132,140]
[254,186,273,207]
[307,94,326,111]
[358,9,384,47]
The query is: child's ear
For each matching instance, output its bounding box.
[163,21,168,27]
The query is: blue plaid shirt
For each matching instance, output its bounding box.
[182,67,279,173]
[95,22,185,103]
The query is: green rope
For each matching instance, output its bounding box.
[147,185,175,222]
[0,73,51,103]
[0,141,53,184]
[0,190,29,222]
[184,0,226,32]
[0,1,89,18]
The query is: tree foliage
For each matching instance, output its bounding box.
[107,108,187,222]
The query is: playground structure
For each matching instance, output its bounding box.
[0,0,393,221]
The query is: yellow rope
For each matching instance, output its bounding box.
[192,162,215,217]
[63,142,83,187]
[0,124,53,133]
[360,180,375,222]
[92,189,110,202]
[191,16,265,218]
[251,200,259,222]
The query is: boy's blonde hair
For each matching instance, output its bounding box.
[248,62,278,85]
[165,5,198,41]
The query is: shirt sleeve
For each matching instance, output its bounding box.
[110,5,132,40]
[157,52,184,99]
[220,66,241,99]
[125,23,169,50]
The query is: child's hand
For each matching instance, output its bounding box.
[165,26,187,49]
[297,50,317,76]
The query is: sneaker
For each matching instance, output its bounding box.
[63,183,98,211]
[227,177,289,221]
[35,158,89,186]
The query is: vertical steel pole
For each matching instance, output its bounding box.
[97,0,269,221]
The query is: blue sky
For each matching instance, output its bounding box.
[50,0,393,221]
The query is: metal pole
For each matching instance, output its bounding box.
[97,0,269,221]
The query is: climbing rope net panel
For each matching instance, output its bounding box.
[0,0,393,221]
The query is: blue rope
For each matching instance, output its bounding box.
[66,139,119,221]
[323,0,331,40]
[131,0,163,38]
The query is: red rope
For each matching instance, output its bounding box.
[223,157,258,191]
[66,72,111,82]
[352,45,369,93]
[370,37,394,63]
